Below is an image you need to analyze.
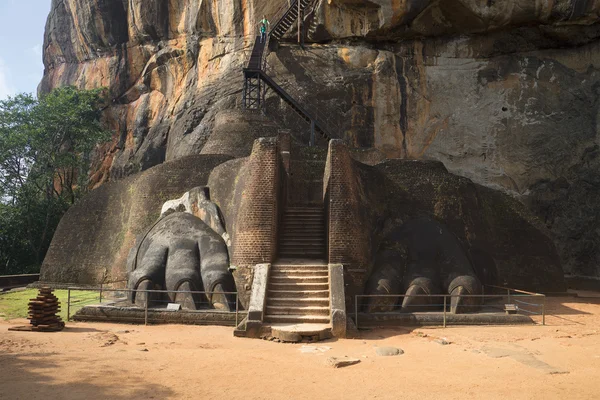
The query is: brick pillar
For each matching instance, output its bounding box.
[323,139,371,306]
[231,137,280,268]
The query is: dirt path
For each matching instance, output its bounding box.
[1,296,600,399]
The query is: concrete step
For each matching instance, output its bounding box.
[283,224,324,228]
[269,282,329,291]
[279,249,325,254]
[284,213,324,217]
[282,220,324,224]
[283,217,324,220]
[280,238,324,243]
[280,240,324,245]
[283,208,325,215]
[283,214,324,219]
[280,238,325,243]
[281,231,325,235]
[271,270,328,276]
[282,224,324,228]
[279,245,325,250]
[270,276,328,284]
[283,223,324,226]
[279,249,326,255]
[281,231,325,236]
[270,269,329,276]
[280,243,326,248]
[271,264,328,269]
[281,227,325,231]
[279,253,326,259]
[264,314,330,324]
[283,217,323,220]
[267,297,330,307]
[267,289,329,298]
[266,305,330,316]
[285,207,324,211]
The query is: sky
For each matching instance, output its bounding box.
[0,0,52,100]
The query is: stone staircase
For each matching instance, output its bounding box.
[278,206,326,259]
[264,263,330,325]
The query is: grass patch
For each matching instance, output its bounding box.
[0,289,101,321]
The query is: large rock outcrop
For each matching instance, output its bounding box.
[40,0,600,278]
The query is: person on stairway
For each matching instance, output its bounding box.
[259,15,270,43]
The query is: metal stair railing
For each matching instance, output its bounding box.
[241,1,344,145]
[261,60,343,143]
[269,0,318,42]
[267,1,298,42]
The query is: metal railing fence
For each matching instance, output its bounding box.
[355,290,546,329]
[66,287,240,327]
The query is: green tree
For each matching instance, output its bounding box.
[0,87,110,274]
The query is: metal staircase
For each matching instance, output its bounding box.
[242,37,267,111]
[269,0,318,43]
[242,0,336,145]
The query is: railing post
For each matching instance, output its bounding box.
[298,0,301,45]
[542,296,546,326]
[355,295,359,330]
[67,289,71,322]
[144,292,149,326]
[235,294,239,327]
[507,289,511,304]
[443,295,447,328]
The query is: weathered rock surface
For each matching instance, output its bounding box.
[326,356,361,368]
[127,211,236,311]
[40,0,600,278]
[40,154,231,285]
[375,346,404,357]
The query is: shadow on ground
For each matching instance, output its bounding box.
[0,351,174,399]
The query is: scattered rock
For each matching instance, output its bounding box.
[136,342,145,345]
[300,345,332,354]
[435,338,451,345]
[139,348,149,352]
[326,356,361,368]
[116,330,130,334]
[92,332,119,347]
[549,370,570,375]
[375,347,404,357]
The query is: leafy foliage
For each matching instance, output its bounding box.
[0,87,110,275]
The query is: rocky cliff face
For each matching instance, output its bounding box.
[41,0,600,278]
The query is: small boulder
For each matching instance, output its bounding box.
[326,356,361,368]
[375,346,404,356]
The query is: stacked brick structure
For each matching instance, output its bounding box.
[231,137,281,267]
[323,140,372,304]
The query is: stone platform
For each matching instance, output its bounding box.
[73,303,245,326]
[233,320,333,342]
[269,323,332,342]
[354,312,534,328]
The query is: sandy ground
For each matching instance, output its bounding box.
[1,295,600,400]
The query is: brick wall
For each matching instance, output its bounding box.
[323,140,372,303]
[231,137,281,267]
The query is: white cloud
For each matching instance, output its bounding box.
[0,58,15,100]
